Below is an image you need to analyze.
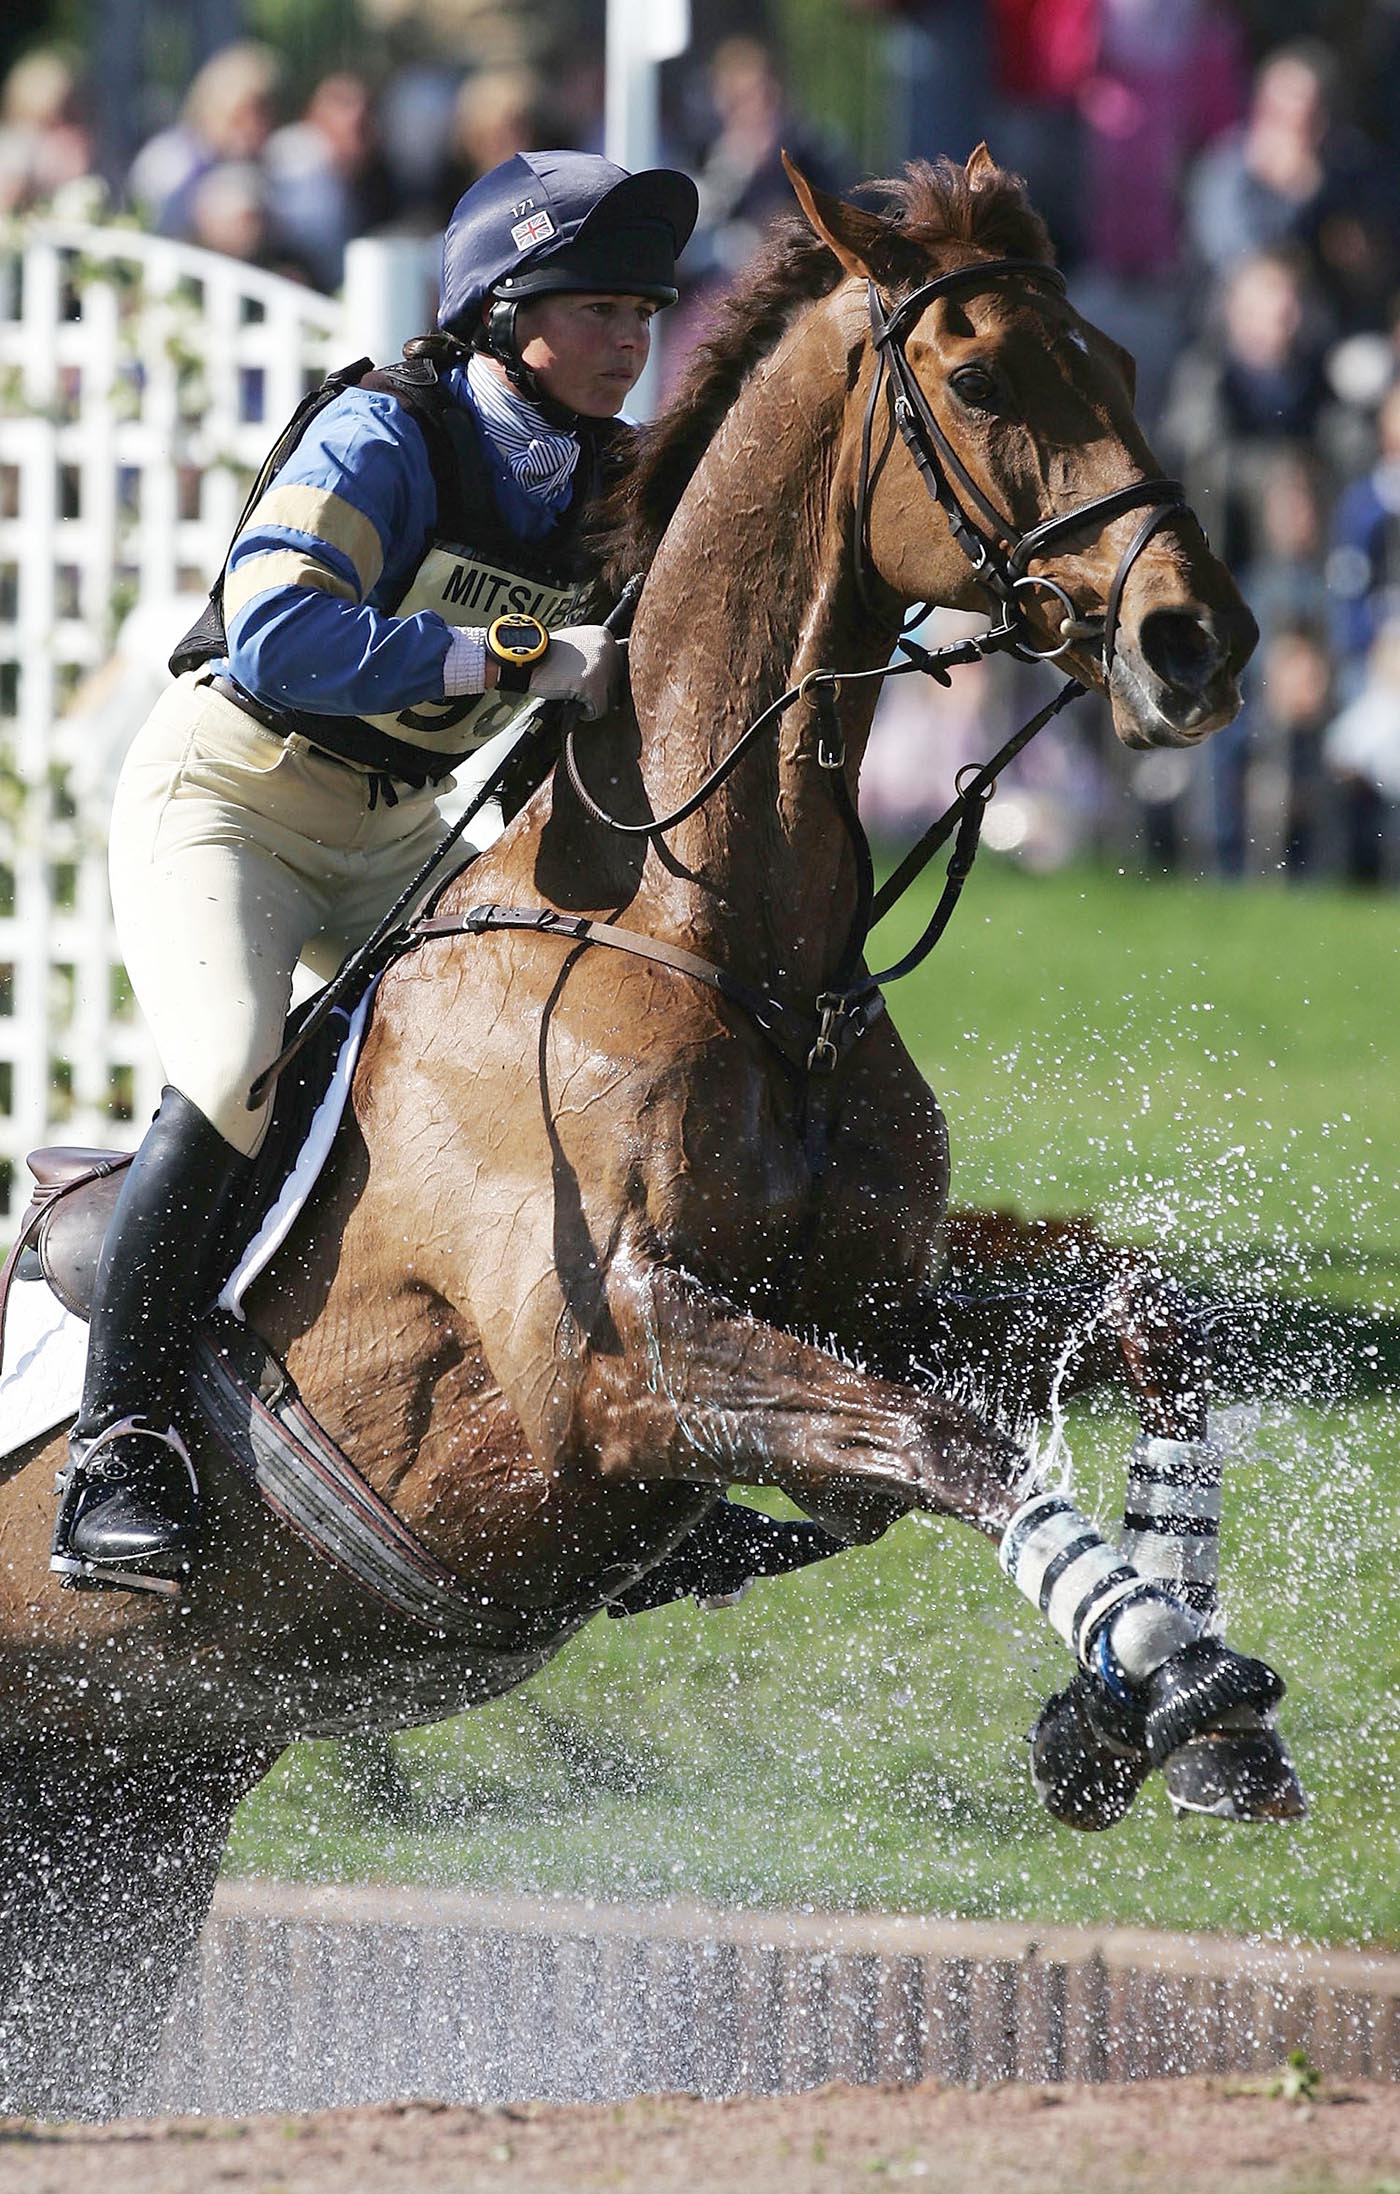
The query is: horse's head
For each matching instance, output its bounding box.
[788,151,1257,750]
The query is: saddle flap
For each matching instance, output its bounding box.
[38,1163,132,1321]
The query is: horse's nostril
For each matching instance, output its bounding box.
[1137,608,1228,692]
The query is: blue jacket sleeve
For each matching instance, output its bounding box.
[222,388,460,716]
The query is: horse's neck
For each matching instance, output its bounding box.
[625,329,895,997]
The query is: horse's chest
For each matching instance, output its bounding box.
[654,1082,945,1308]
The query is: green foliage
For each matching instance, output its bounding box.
[884,862,1400,1311]
[1268,2049,1322,2103]
[769,0,892,169]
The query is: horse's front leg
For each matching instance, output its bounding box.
[870,1265,1303,1829]
[565,1249,1298,1828]
[575,1250,1030,1547]
[883,1254,1230,1629]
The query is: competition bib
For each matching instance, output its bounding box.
[360,542,583,757]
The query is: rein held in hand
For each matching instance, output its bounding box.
[416,257,1192,1077]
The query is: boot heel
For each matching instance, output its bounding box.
[49,1551,186,1598]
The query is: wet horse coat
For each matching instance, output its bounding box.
[0,152,1259,2111]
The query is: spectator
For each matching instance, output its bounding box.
[985,0,1097,264]
[359,0,570,72]
[1161,247,1331,566]
[1328,380,1400,677]
[1238,450,1331,647]
[842,0,992,169]
[1186,39,1399,327]
[186,160,315,285]
[687,37,845,287]
[437,67,546,206]
[127,41,282,241]
[1325,617,1400,881]
[1211,621,1332,876]
[376,64,462,222]
[1061,1,1247,425]
[264,72,399,292]
[0,44,93,213]
[547,52,605,156]
[1078,0,1246,282]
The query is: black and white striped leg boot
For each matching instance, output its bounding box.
[1121,1434,1305,1823]
[1001,1488,1301,1830]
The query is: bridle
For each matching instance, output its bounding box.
[255,254,1207,1106]
[855,255,1188,674]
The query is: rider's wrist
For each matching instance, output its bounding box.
[443,629,488,698]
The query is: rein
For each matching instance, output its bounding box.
[273,255,1203,1100]
[470,255,1192,1074]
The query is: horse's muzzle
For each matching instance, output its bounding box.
[1110,600,1258,750]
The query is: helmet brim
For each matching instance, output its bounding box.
[439,157,698,335]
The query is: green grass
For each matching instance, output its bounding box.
[228,865,1400,1943]
[883,862,1400,1310]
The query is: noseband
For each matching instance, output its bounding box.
[856,257,1187,673]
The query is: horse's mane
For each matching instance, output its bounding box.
[598,156,1053,587]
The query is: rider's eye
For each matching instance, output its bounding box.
[951,365,995,407]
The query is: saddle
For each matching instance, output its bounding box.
[0,959,374,1348]
[3,1002,843,1631]
[0,995,540,1635]
[3,1145,132,1325]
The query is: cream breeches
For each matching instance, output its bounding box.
[109,673,458,1156]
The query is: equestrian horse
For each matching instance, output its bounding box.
[0,151,1267,2113]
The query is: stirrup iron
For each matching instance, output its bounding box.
[51,1415,196,1598]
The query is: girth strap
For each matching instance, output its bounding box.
[411,902,883,1065]
[192,1311,552,1643]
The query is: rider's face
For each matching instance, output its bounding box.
[514,293,656,415]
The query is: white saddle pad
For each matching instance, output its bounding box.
[0,984,376,1466]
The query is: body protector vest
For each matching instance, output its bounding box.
[171,356,619,785]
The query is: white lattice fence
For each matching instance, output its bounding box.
[0,222,352,1223]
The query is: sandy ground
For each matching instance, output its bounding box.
[3,2078,1400,2194]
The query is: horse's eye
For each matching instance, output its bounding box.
[951,365,995,407]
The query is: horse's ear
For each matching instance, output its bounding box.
[783,151,890,278]
[966,141,999,185]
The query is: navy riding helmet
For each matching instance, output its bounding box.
[439,150,699,352]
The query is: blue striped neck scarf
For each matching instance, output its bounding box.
[466,354,580,505]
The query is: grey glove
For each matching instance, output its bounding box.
[527,625,622,721]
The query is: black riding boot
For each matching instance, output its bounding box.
[51,1088,250,1593]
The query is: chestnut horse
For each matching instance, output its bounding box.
[0,152,1267,2113]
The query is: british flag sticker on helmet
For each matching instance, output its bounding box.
[511,209,556,250]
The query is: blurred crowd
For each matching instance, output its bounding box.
[5,0,1400,882]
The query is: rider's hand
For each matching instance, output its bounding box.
[527,625,621,721]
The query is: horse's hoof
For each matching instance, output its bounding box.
[1143,1636,1285,1769]
[1029,1673,1150,1832]
[1165,1718,1308,1823]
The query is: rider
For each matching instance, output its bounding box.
[50,150,701,1591]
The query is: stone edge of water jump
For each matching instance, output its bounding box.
[210,1879,1400,1998]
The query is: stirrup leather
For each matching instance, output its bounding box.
[50,1416,198,1598]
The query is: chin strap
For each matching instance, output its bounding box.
[482,299,581,433]
[501,353,579,433]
